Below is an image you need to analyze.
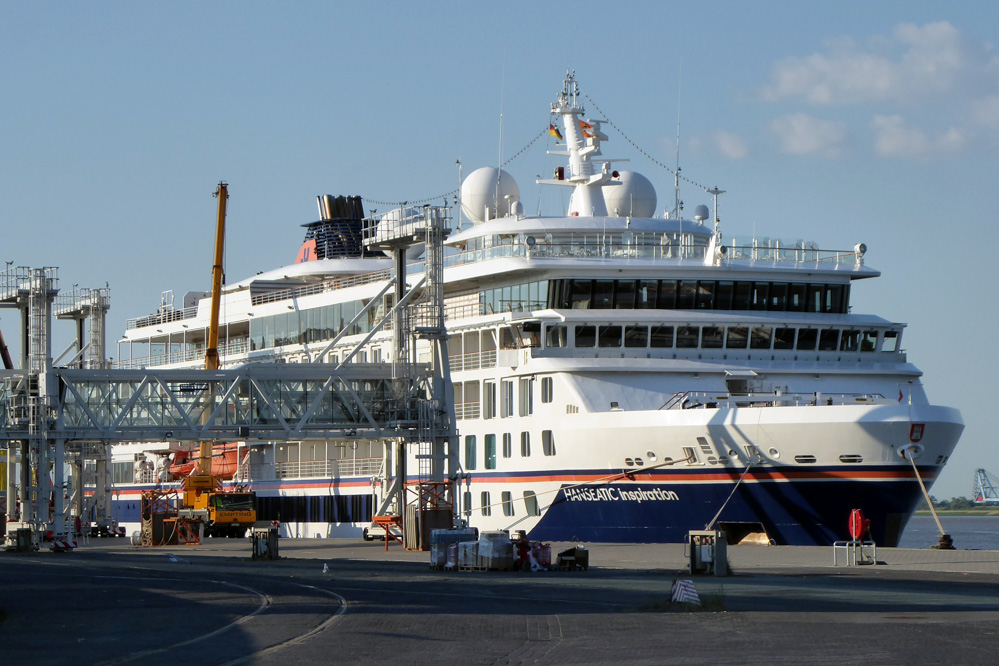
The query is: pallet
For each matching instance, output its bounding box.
[458,565,514,572]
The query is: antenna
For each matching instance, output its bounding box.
[674,67,682,219]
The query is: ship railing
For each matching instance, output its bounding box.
[454,401,481,420]
[661,391,890,410]
[448,350,497,372]
[443,236,857,269]
[255,457,384,481]
[250,268,393,307]
[112,338,250,369]
[125,305,199,331]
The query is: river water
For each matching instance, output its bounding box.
[898,515,999,550]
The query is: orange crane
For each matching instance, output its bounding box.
[178,183,257,537]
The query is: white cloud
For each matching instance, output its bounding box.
[712,131,749,160]
[771,113,848,157]
[762,21,992,105]
[871,115,968,160]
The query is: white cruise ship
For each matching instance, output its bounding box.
[112,73,963,546]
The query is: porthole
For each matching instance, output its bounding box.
[625,457,634,467]
[794,455,817,464]
[769,447,780,458]
[728,450,738,458]
[707,456,719,465]
[839,454,863,463]
[634,457,644,466]
[646,451,657,462]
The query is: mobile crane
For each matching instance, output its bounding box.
[177,183,257,537]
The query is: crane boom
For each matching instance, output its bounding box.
[205,182,228,371]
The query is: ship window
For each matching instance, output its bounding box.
[624,325,648,348]
[794,455,817,464]
[733,281,752,310]
[614,280,636,308]
[637,280,659,308]
[750,326,772,349]
[658,280,677,308]
[818,329,839,351]
[882,330,899,352]
[541,377,553,403]
[524,491,541,517]
[682,446,698,464]
[502,491,514,516]
[569,279,592,308]
[701,326,724,349]
[481,492,491,517]
[650,325,674,348]
[861,330,878,352]
[751,282,770,310]
[840,330,860,352]
[501,380,514,417]
[483,381,497,419]
[464,435,476,470]
[826,284,845,313]
[542,429,556,456]
[593,280,614,309]
[805,284,824,312]
[839,454,863,463]
[796,328,818,350]
[677,281,697,309]
[546,324,567,348]
[769,282,789,311]
[676,326,699,348]
[774,327,795,350]
[521,431,531,456]
[599,325,622,348]
[463,491,472,516]
[519,377,533,416]
[575,325,596,348]
[696,281,715,309]
[485,434,497,469]
[502,433,512,458]
[715,281,734,310]
[726,326,749,349]
[787,283,806,311]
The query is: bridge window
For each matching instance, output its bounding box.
[750,326,772,349]
[575,325,596,348]
[614,280,636,308]
[882,330,900,352]
[797,329,818,350]
[599,325,622,348]
[770,282,789,310]
[696,281,715,309]
[637,280,659,308]
[701,326,724,349]
[726,326,749,349]
[593,280,614,309]
[818,329,839,351]
[774,327,795,350]
[624,325,648,348]
[840,330,860,352]
[676,326,699,348]
[861,330,878,352]
[658,280,677,308]
[650,325,674,348]
[677,281,697,309]
[546,324,567,348]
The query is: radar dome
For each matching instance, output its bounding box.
[460,167,520,224]
[693,204,710,222]
[602,171,657,218]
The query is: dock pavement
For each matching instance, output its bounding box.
[2,538,998,664]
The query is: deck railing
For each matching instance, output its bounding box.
[251,457,384,481]
[662,391,890,410]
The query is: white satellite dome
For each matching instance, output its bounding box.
[602,171,657,218]
[460,167,521,224]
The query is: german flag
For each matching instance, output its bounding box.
[548,123,563,141]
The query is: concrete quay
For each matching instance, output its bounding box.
[2,539,999,665]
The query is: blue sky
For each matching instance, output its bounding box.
[2,1,996,500]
